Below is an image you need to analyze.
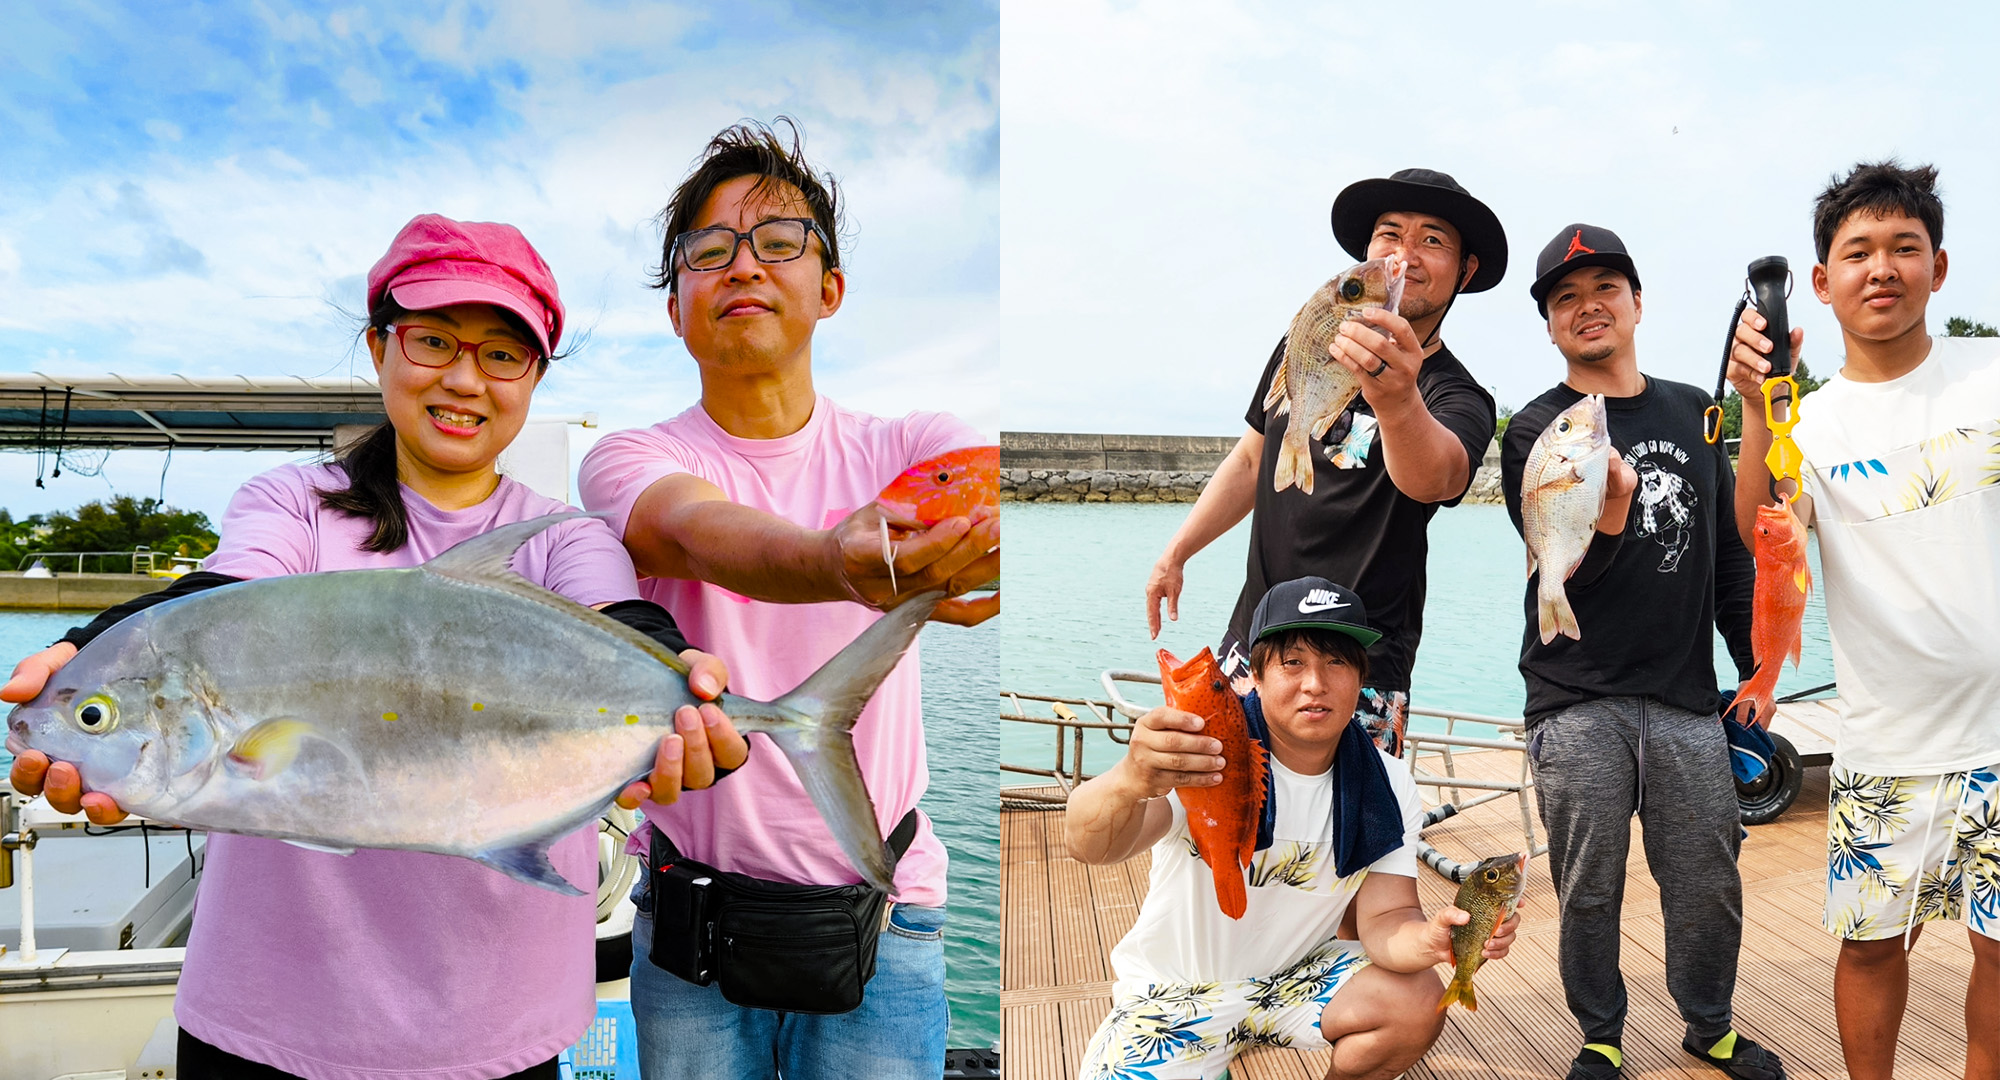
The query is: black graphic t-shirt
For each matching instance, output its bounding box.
[1225,338,1497,692]
[1499,377,1755,722]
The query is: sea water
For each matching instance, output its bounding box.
[1000,501,1833,776]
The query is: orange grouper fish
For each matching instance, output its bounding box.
[873,445,999,593]
[1157,646,1267,919]
[1729,496,1811,727]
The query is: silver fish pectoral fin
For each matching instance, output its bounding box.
[730,589,946,892]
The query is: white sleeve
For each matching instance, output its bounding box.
[1365,751,1424,879]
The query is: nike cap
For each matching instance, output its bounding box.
[1248,576,1382,649]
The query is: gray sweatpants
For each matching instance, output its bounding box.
[1527,696,1743,1044]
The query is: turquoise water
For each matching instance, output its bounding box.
[0,607,1000,1049]
[1001,502,1833,776]
[916,615,999,1048]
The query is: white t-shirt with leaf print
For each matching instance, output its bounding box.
[1109,751,1423,988]
[1792,334,2000,775]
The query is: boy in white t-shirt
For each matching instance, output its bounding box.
[577,120,998,1080]
[1067,577,1520,1080]
[1728,160,2000,1080]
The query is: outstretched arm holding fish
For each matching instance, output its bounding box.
[1328,305,1479,504]
[1064,704,1224,866]
[619,472,1000,627]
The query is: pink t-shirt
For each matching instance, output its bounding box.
[578,396,979,907]
[177,462,639,1080]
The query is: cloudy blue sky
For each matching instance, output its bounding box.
[1,1,997,520]
[1003,0,2000,436]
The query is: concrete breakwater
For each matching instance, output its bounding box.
[0,573,169,611]
[1001,431,1502,504]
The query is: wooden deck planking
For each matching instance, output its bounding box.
[1002,746,1980,1080]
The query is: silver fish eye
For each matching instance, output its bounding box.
[1557,419,1571,433]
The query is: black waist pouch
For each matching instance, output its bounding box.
[647,810,918,1015]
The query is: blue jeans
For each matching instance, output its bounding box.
[629,883,948,1079]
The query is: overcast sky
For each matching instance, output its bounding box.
[1002,0,2000,436]
[1,1,996,521]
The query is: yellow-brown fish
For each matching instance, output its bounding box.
[1437,851,1526,1013]
[1521,394,1612,643]
[1266,258,1407,494]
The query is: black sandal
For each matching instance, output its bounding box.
[1682,1031,1787,1080]
[1566,1044,1623,1080]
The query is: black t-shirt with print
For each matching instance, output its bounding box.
[1225,338,1497,693]
[1499,377,1755,722]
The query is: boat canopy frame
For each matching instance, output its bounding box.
[0,373,386,454]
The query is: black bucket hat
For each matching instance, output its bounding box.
[1529,223,1641,318]
[1248,576,1382,649]
[1330,168,1508,293]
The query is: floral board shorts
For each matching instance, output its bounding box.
[1077,940,1370,1080]
[1824,762,2000,942]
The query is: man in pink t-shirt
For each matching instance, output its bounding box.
[578,120,997,1079]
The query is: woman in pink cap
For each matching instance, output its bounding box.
[4,214,745,1079]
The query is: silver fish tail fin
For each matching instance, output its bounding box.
[750,590,944,892]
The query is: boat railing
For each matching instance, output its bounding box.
[1000,670,1546,880]
[9,548,194,576]
[998,691,1127,805]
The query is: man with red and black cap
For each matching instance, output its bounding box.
[1146,168,1505,758]
[1500,224,1778,1080]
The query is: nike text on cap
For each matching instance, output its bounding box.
[1248,576,1383,649]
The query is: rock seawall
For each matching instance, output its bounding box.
[999,433,1503,505]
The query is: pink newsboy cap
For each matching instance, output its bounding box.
[366,214,565,357]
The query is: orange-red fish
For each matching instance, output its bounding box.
[876,445,999,526]
[1730,496,1811,728]
[873,446,999,593]
[1158,647,1267,919]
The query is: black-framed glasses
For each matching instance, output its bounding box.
[674,218,827,274]
[388,324,541,381]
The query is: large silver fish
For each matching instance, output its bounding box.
[1521,394,1612,643]
[4,515,938,894]
[1266,257,1407,494]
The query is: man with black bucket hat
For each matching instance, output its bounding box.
[1146,169,1504,760]
[1071,576,1519,1080]
[1500,223,1783,1080]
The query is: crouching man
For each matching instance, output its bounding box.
[1068,577,1518,1080]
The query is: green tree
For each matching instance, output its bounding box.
[1945,316,1998,337]
[9,497,218,572]
[1494,403,1514,441]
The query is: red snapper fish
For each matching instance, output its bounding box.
[1157,647,1267,919]
[874,445,999,593]
[1266,257,1407,494]
[1730,496,1811,728]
